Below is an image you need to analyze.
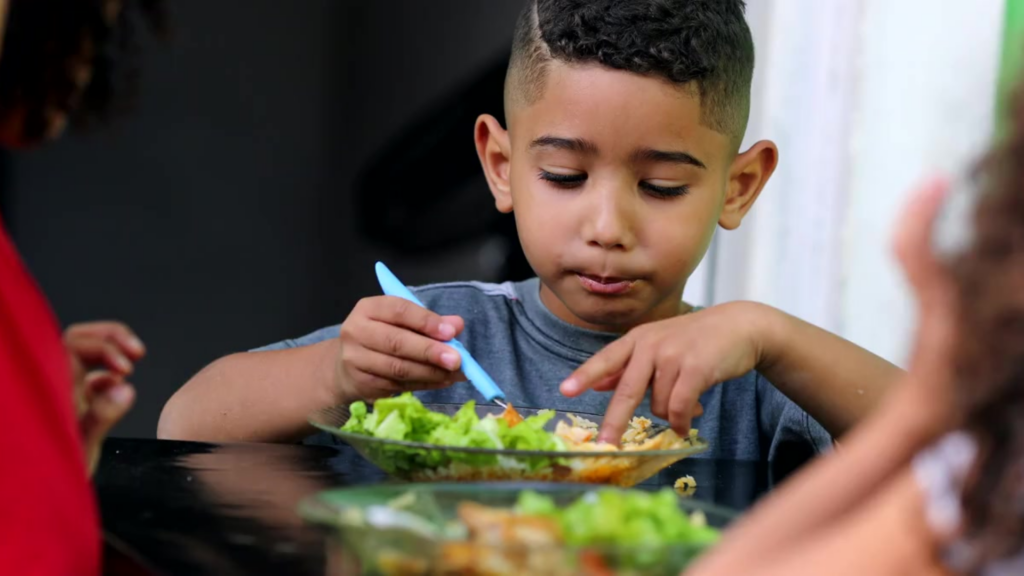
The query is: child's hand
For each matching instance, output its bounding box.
[891,178,959,430]
[560,302,775,443]
[64,321,145,475]
[335,296,467,403]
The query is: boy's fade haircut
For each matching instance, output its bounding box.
[505,0,754,146]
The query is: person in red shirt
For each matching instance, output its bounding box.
[0,1,165,574]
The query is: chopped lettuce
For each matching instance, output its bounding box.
[501,408,561,450]
[339,393,567,473]
[514,490,560,516]
[372,410,409,440]
[513,488,721,569]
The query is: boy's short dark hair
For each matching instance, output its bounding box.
[506,0,754,143]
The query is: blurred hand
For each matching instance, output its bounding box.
[335,296,467,404]
[892,178,960,427]
[679,179,960,576]
[65,321,145,475]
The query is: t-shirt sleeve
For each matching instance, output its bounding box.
[756,372,833,472]
[250,325,341,352]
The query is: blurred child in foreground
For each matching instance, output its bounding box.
[0,0,164,573]
[690,79,1024,576]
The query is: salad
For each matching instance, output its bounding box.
[312,486,723,576]
[341,394,564,462]
[329,393,706,485]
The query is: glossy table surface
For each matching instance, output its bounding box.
[96,438,781,575]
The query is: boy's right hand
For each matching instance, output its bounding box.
[335,296,467,402]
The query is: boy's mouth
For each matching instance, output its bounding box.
[575,273,637,295]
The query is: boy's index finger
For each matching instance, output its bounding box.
[370,296,458,341]
[560,337,635,397]
[598,347,655,445]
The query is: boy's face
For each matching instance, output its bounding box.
[476,62,776,332]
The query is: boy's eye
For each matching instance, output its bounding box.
[641,182,690,199]
[539,170,587,188]
[539,170,689,198]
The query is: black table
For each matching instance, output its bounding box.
[95,438,780,575]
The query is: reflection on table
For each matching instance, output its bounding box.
[96,438,779,576]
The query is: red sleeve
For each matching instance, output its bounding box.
[0,218,100,576]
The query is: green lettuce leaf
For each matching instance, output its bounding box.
[338,393,568,473]
[340,401,369,433]
[513,488,721,569]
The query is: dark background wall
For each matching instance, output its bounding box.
[2,0,524,437]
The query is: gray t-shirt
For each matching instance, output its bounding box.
[256,278,831,465]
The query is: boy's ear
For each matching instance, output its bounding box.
[720,140,779,230]
[474,114,514,213]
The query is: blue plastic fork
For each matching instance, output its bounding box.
[374,261,507,405]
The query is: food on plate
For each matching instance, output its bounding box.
[497,402,524,427]
[554,413,699,451]
[340,393,565,459]
[362,488,721,576]
[341,393,697,452]
[332,393,706,485]
[674,475,697,497]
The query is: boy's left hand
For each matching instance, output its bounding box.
[560,302,775,444]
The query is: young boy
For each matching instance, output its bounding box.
[160,0,901,469]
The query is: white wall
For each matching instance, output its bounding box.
[687,0,1004,366]
[842,0,1003,365]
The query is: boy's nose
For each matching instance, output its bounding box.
[582,189,637,251]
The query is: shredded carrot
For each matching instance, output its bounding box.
[499,402,524,427]
[579,550,615,576]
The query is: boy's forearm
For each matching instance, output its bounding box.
[158,340,343,443]
[755,304,905,437]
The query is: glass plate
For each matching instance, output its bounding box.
[309,403,709,487]
[299,482,735,576]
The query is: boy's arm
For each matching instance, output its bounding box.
[562,301,904,442]
[158,340,342,443]
[160,297,468,443]
[754,177,952,439]
[755,303,904,438]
